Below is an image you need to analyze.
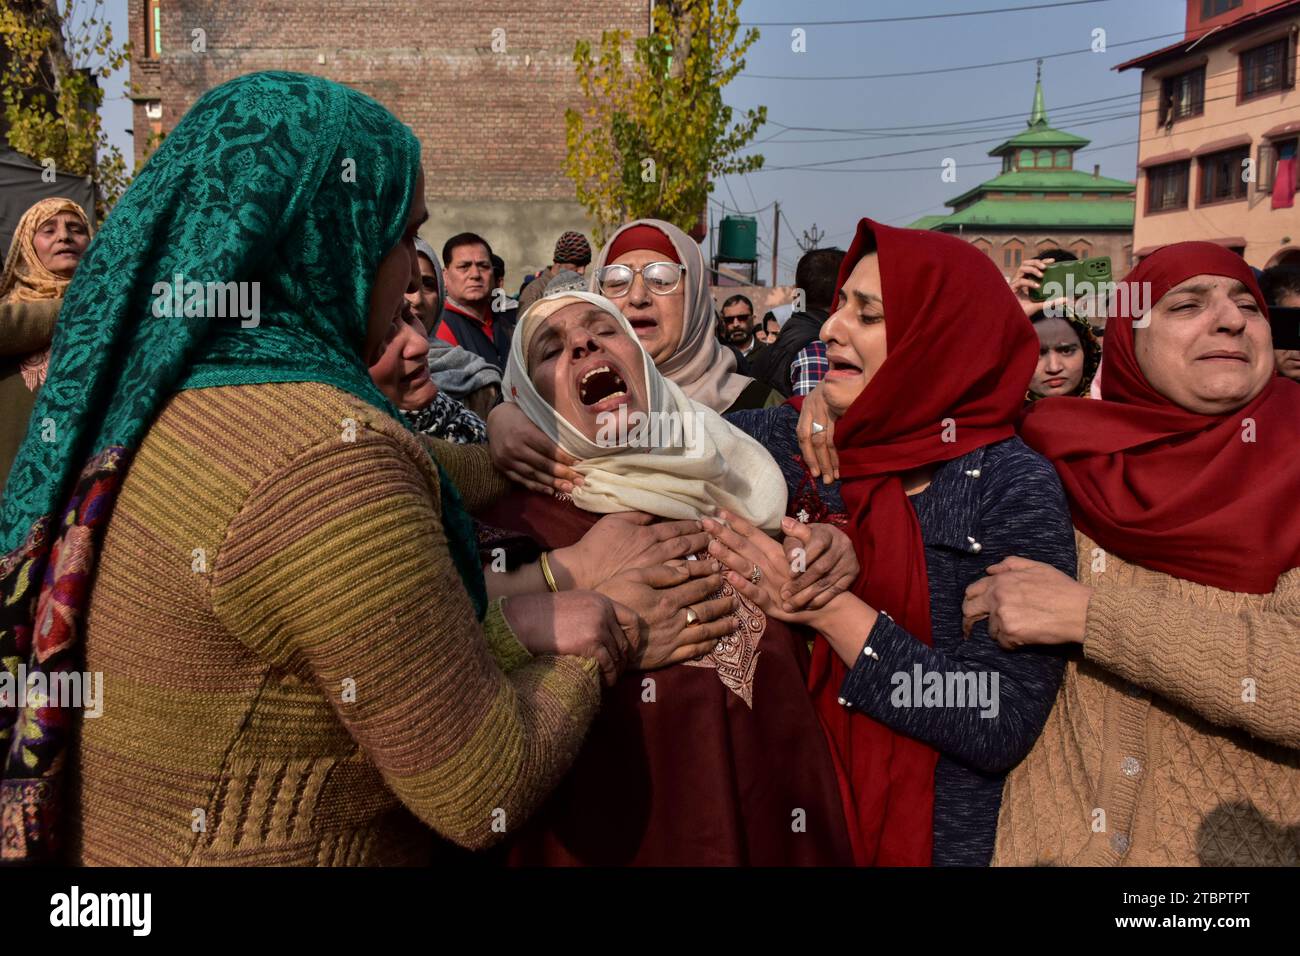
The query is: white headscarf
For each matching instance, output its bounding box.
[589,218,755,413]
[502,291,787,531]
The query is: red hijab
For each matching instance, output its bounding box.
[808,219,1038,865]
[1020,242,1300,593]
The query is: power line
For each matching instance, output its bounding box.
[739,31,1182,81]
[709,194,774,217]
[767,91,1140,135]
[751,76,1254,172]
[756,108,1139,171]
[741,0,1113,27]
[762,60,1248,135]
[760,71,1246,145]
[756,98,1300,175]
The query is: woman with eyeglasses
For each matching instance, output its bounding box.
[488,219,781,494]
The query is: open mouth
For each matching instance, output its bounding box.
[627,317,657,335]
[578,364,629,407]
[826,356,863,378]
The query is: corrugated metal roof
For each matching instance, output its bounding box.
[915,198,1135,230]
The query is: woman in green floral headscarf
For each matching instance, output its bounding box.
[0,72,624,864]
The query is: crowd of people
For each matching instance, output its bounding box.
[0,71,1296,867]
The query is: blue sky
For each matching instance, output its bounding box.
[98,0,1188,283]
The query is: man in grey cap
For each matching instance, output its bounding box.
[516,230,592,314]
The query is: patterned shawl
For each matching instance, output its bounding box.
[0,71,486,863]
[0,197,92,389]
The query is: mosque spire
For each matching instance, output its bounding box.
[1029,59,1048,127]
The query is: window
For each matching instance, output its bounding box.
[147,0,162,58]
[1201,0,1242,18]
[1018,149,1036,169]
[1147,161,1190,212]
[1054,149,1071,168]
[1240,38,1295,100]
[1257,138,1300,194]
[1199,147,1250,204]
[1159,67,1205,126]
[1003,242,1023,268]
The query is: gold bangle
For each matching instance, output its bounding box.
[539,551,560,593]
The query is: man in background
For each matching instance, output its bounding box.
[517,230,593,314]
[755,247,844,397]
[1261,264,1300,382]
[718,293,764,359]
[438,232,514,369]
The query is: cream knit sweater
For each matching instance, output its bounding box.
[994,531,1300,866]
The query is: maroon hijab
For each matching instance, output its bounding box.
[808,219,1038,865]
[1020,242,1300,593]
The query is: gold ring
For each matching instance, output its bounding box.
[685,607,699,626]
[750,565,762,585]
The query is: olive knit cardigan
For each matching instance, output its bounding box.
[72,380,600,866]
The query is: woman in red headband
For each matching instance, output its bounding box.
[962,242,1300,866]
[707,218,1077,866]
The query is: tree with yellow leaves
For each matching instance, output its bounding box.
[1,0,130,219]
[565,0,765,244]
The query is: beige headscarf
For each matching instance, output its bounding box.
[589,218,754,413]
[0,197,92,389]
[503,291,787,531]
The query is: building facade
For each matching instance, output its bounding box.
[910,65,1136,278]
[127,1,652,287]
[1117,0,1300,268]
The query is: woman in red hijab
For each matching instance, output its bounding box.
[708,219,1077,866]
[963,242,1300,866]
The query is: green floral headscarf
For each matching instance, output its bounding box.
[0,71,485,862]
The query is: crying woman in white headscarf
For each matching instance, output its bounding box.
[476,290,858,867]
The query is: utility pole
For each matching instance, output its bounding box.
[771,201,780,287]
[709,208,715,280]
[798,223,825,252]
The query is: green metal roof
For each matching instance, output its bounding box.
[907,215,949,231]
[912,198,1134,230]
[989,126,1090,153]
[948,169,1135,206]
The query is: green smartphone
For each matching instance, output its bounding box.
[1030,256,1113,302]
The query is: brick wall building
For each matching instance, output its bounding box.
[127,1,651,287]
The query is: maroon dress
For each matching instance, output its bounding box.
[477,490,854,866]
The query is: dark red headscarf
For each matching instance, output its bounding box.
[605,224,681,264]
[1020,242,1300,593]
[807,219,1038,865]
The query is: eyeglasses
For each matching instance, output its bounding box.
[723,312,754,324]
[596,261,684,298]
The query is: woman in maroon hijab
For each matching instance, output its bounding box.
[712,219,1077,866]
[963,243,1300,865]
